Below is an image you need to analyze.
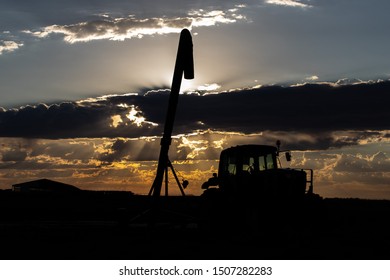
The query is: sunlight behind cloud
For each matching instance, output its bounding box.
[306,75,319,81]
[180,79,196,93]
[197,83,221,91]
[177,136,209,159]
[124,105,158,128]
[189,9,244,27]
[110,115,123,128]
[265,0,312,8]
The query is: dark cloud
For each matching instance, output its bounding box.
[99,138,161,163]
[29,139,96,161]
[183,81,389,134]
[1,150,27,162]
[116,80,390,138]
[334,152,390,173]
[1,81,389,144]
[99,139,130,163]
[0,101,161,139]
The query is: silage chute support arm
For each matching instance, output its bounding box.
[149,29,194,197]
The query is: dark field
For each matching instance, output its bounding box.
[1,191,390,260]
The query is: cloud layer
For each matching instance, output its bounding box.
[1,79,389,197]
[1,80,389,146]
[23,8,246,43]
[0,131,388,197]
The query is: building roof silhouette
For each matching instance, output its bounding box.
[12,179,80,193]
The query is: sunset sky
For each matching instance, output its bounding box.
[0,0,389,198]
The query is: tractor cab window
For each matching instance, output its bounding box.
[242,154,276,173]
[242,157,255,172]
[227,156,237,175]
[266,153,275,169]
[258,153,276,171]
[221,149,277,177]
[259,156,266,171]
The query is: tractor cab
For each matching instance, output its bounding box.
[202,144,313,199]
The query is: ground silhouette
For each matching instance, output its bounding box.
[1,190,390,260]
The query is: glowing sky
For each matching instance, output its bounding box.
[0,0,389,198]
